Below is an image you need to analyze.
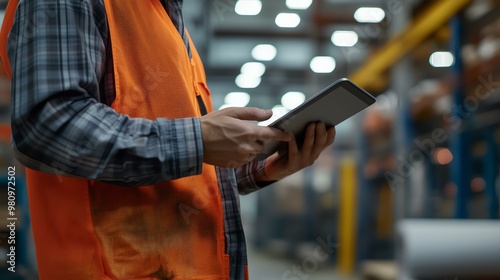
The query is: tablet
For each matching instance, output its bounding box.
[255,78,376,161]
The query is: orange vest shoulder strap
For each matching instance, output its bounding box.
[0,0,19,78]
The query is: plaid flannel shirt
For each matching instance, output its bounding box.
[7,1,273,279]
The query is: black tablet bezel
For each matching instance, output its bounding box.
[268,78,376,129]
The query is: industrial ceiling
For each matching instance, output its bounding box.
[183,0,393,112]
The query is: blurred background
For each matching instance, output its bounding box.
[1,0,500,279]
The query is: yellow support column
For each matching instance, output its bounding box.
[337,157,357,275]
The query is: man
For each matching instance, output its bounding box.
[0,1,335,279]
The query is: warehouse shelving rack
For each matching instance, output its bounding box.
[451,10,500,219]
[353,0,500,273]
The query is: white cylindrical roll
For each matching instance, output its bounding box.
[398,219,500,278]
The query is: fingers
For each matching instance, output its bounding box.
[302,123,316,151]
[326,127,336,145]
[299,122,333,163]
[312,122,327,155]
[218,107,291,142]
[287,134,299,158]
[256,127,292,142]
[315,122,327,146]
[222,107,273,122]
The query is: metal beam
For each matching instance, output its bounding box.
[450,15,470,219]
[484,129,499,219]
[349,0,472,91]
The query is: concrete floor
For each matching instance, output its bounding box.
[247,247,360,280]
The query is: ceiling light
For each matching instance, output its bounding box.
[429,51,454,67]
[275,13,301,28]
[310,56,336,73]
[281,91,306,110]
[331,31,359,47]
[235,0,262,16]
[354,7,386,23]
[224,92,251,107]
[286,0,313,10]
[235,74,261,88]
[252,44,277,61]
[241,62,266,77]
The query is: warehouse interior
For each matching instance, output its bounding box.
[0,0,500,279]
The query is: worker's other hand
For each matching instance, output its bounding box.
[257,122,336,181]
[201,107,292,168]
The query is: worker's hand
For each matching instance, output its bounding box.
[201,107,292,168]
[257,122,336,181]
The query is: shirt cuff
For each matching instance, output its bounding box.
[157,117,204,179]
[237,159,277,195]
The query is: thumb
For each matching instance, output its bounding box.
[223,107,273,121]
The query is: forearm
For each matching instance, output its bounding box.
[11,94,203,186]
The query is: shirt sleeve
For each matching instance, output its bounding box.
[7,0,203,186]
[236,159,277,195]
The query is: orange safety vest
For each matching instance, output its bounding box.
[1,1,234,279]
